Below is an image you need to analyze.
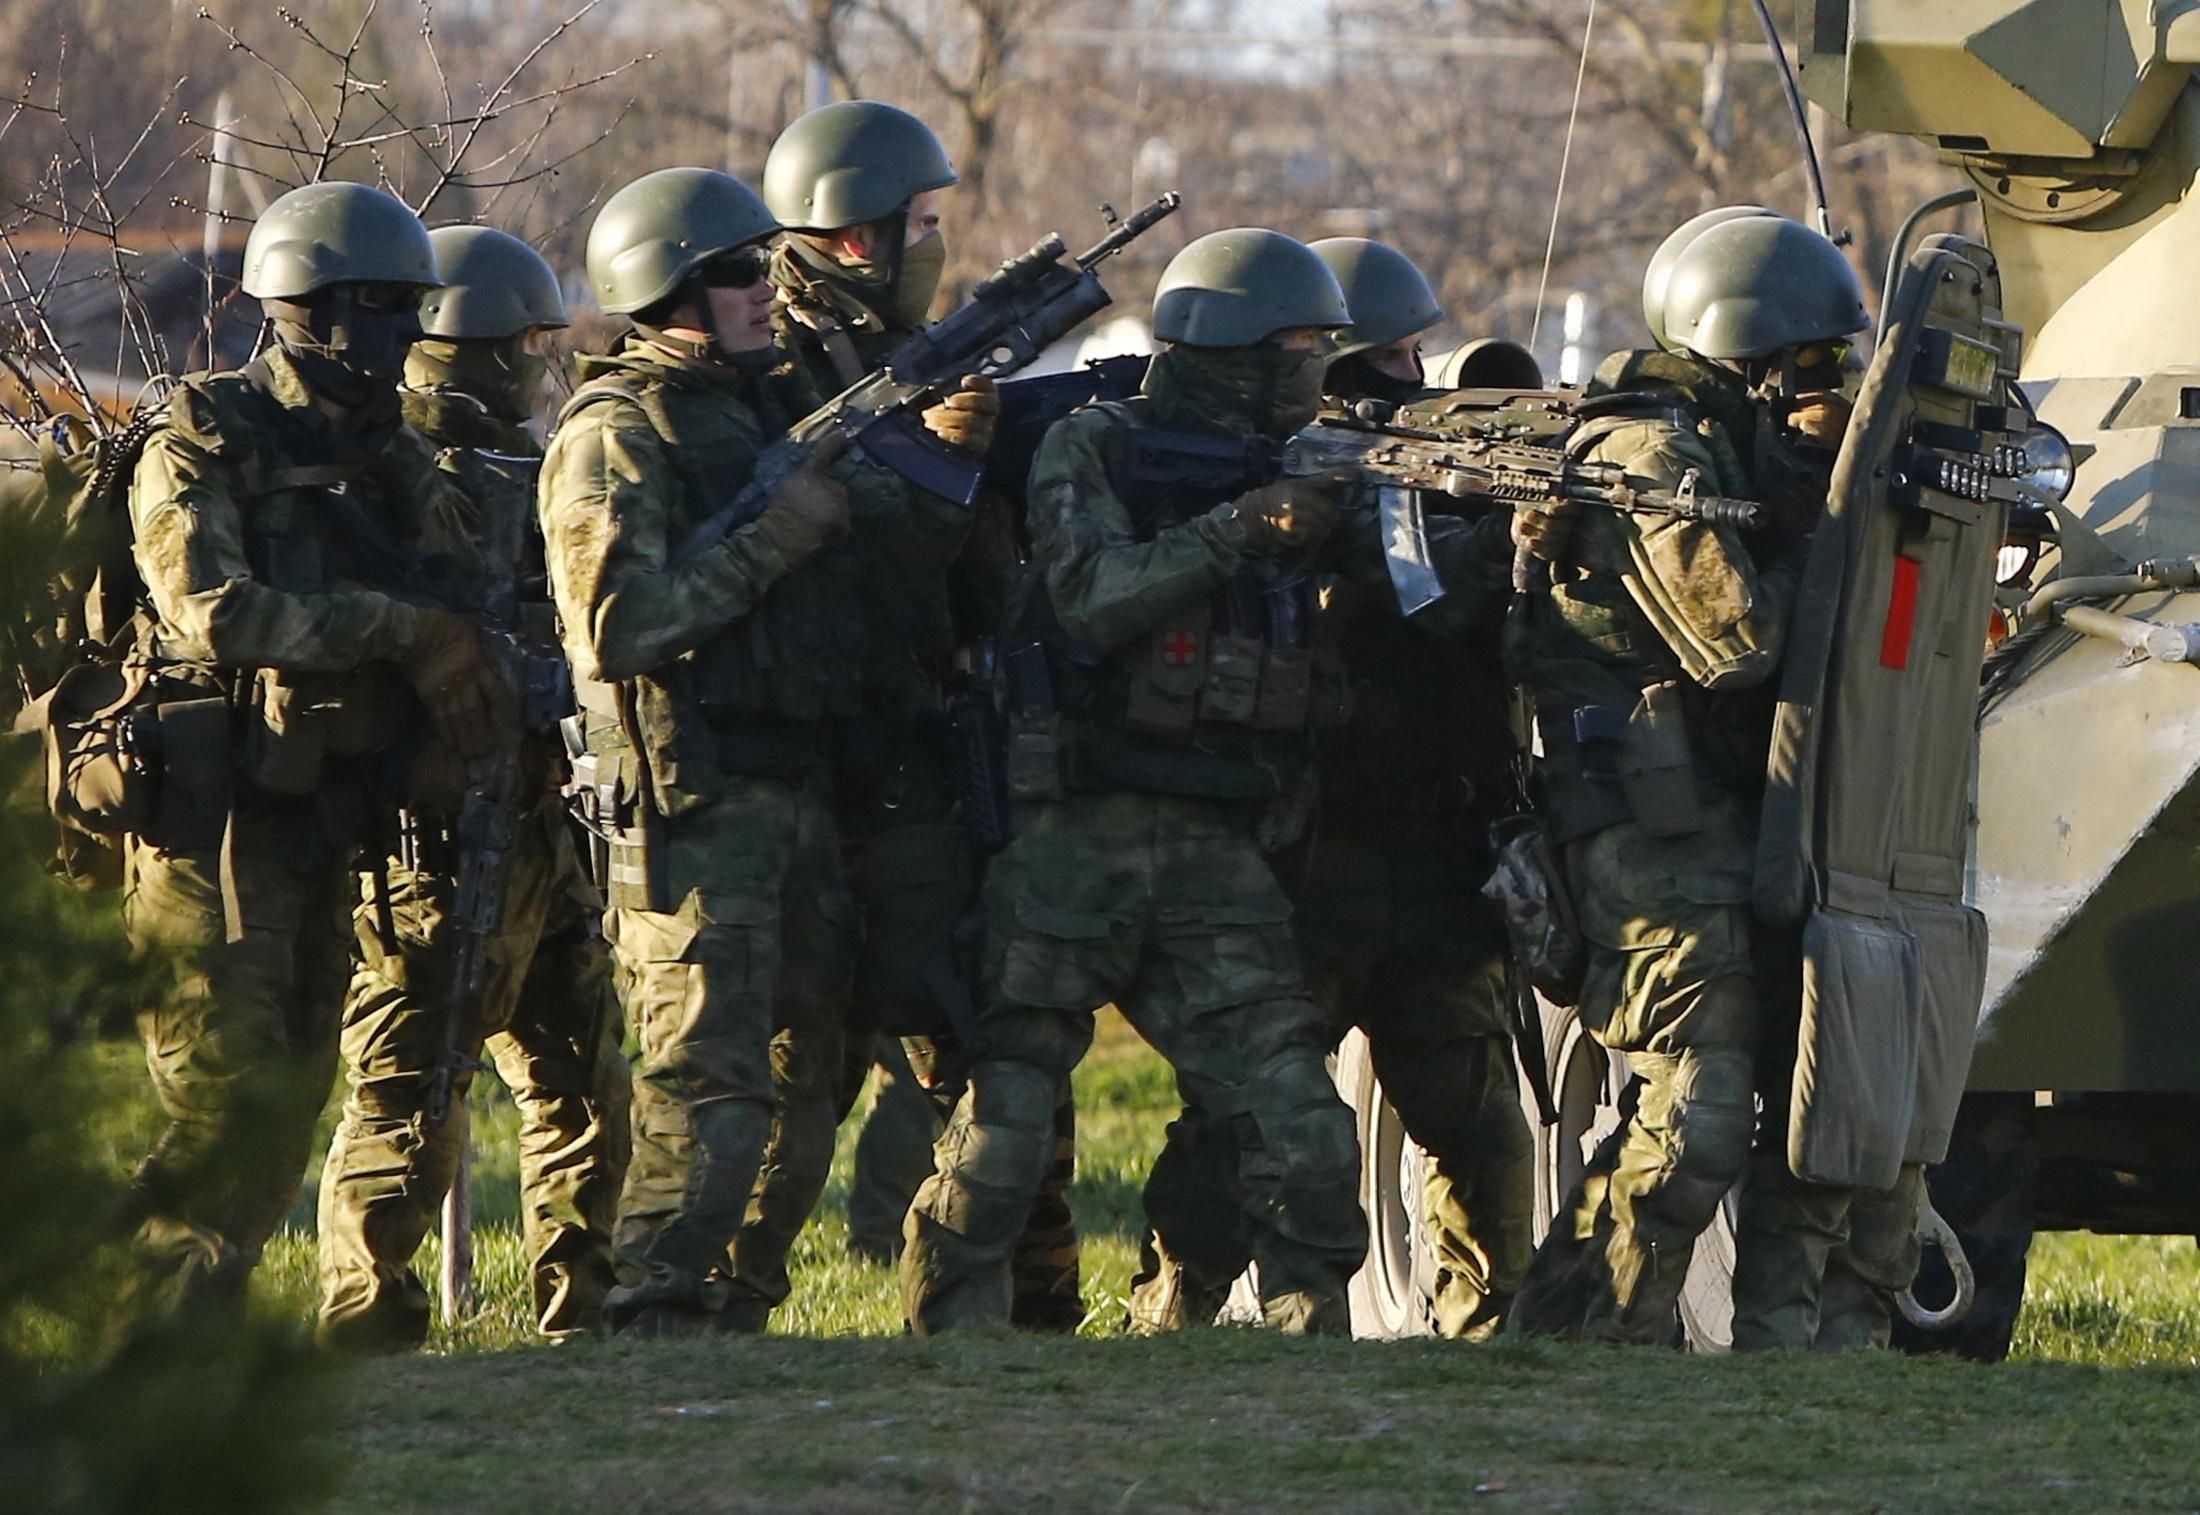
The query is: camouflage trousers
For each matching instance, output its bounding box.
[315,808,630,1351]
[721,815,966,1330]
[607,772,857,1333]
[849,1035,1084,1330]
[118,799,352,1323]
[902,792,1365,1336]
[1730,944,1924,1351]
[754,807,1083,1332]
[1133,815,1534,1339]
[1510,801,1760,1345]
[845,1036,943,1262]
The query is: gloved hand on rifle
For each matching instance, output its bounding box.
[402,608,514,764]
[1224,470,1353,556]
[1510,495,1582,564]
[753,430,852,568]
[921,374,1000,456]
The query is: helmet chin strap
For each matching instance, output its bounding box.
[639,272,728,362]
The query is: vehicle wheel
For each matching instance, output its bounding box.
[1526,994,1739,1351]
[1336,1028,1437,1339]
[1891,1092,2036,1362]
[1225,1033,1439,1337]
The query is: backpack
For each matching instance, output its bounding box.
[1,409,166,883]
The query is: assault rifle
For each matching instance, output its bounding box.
[426,449,571,1130]
[1112,392,1766,613]
[674,192,1183,565]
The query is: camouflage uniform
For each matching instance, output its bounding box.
[540,336,947,1331]
[1503,351,1795,1344]
[768,243,1083,1326]
[1128,505,1534,1336]
[1506,349,1917,1347]
[900,348,1368,1335]
[121,348,471,1320]
[314,377,631,1351]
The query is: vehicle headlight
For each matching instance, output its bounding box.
[2016,422,2076,504]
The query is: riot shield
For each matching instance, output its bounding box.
[1755,235,2019,1187]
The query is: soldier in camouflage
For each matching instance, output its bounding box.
[121,182,504,1321]
[759,98,1079,1329]
[1144,238,1535,1337]
[316,224,632,1352]
[901,229,1373,1335]
[539,166,976,1335]
[1504,213,1901,1348]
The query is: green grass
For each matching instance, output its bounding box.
[168,1014,2200,1508]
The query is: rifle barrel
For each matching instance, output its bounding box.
[1073,190,1182,267]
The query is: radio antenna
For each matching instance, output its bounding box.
[1750,0,1838,241]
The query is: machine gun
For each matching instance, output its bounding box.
[674,193,1182,565]
[1110,392,1766,613]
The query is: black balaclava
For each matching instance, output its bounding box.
[1325,349,1424,407]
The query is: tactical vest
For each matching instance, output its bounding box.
[1038,399,1344,802]
[558,354,869,804]
[156,365,451,792]
[1517,358,1818,843]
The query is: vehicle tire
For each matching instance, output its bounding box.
[1526,994,1740,1351]
[1890,1091,2036,1362]
[1336,1028,1438,1339]
[1227,1033,1440,1337]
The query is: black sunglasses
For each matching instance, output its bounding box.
[698,248,770,290]
[352,282,428,313]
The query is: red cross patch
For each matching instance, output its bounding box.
[1160,629,1200,666]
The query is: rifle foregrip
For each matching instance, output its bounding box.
[1512,544,1539,594]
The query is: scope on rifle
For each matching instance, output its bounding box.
[972,234,1071,301]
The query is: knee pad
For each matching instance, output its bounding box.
[1241,1049,1363,1252]
[942,1060,1059,1194]
[1644,1046,1756,1241]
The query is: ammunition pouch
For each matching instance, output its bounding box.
[1006,711,1065,802]
[1122,571,1324,740]
[1002,641,1065,803]
[1537,681,1706,843]
[1482,812,1587,1006]
[565,728,665,912]
[1617,681,1701,839]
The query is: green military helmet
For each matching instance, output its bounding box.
[586,166,780,316]
[241,181,440,301]
[1152,229,1351,348]
[1309,237,1444,358]
[419,225,569,339]
[1664,215,1869,360]
[1641,204,1777,352]
[762,100,959,232]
